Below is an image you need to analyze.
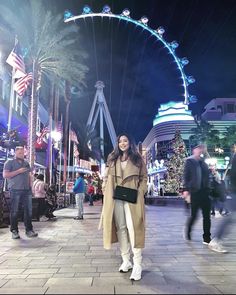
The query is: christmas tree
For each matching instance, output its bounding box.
[164,129,188,194]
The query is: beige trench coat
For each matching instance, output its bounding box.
[99,158,148,250]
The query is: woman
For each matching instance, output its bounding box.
[99,133,147,281]
[32,174,48,221]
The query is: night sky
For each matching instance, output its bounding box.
[51,0,236,154]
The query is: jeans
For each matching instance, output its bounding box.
[187,189,211,242]
[10,190,33,233]
[88,193,93,205]
[214,193,236,240]
[113,200,142,266]
[75,193,85,218]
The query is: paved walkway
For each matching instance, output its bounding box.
[0,201,235,294]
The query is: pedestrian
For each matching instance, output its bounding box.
[87,180,95,206]
[99,133,147,281]
[45,184,57,220]
[32,174,48,221]
[3,146,38,239]
[183,144,211,245]
[209,165,229,217]
[208,148,236,253]
[73,172,86,220]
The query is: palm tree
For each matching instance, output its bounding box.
[222,125,236,151]
[0,0,88,169]
[189,117,221,155]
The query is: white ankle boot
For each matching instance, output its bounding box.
[119,260,133,272]
[130,264,142,280]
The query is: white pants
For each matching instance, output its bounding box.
[75,193,85,218]
[113,200,142,266]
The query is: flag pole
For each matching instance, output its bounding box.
[58,114,63,193]
[7,68,15,132]
[49,113,53,185]
[4,69,15,192]
[73,142,76,180]
[7,37,19,132]
[67,122,71,180]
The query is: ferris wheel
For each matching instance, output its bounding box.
[64,5,197,105]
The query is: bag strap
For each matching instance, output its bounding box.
[115,159,142,188]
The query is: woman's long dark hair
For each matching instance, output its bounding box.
[107,133,143,167]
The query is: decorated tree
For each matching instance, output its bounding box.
[164,130,188,194]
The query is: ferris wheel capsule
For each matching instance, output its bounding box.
[187,76,196,84]
[83,5,92,14]
[180,57,189,66]
[170,41,179,49]
[189,95,197,103]
[122,9,130,17]
[140,16,149,25]
[102,5,112,14]
[156,26,165,35]
[64,10,73,21]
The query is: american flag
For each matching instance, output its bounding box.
[69,129,79,144]
[36,125,50,144]
[6,41,26,77]
[13,72,33,97]
[73,143,80,158]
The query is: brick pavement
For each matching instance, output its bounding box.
[0,201,235,294]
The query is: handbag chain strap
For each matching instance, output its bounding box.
[115,159,141,188]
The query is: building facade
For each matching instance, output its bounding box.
[143,98,236,195]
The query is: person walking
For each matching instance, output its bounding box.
[208,148,236,253]
[99,133,147,281]
[3,146,38,239]
[183,144,211,245]
[73,172,86,220]
[209,165,229,217]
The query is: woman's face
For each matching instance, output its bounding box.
[118,135,130,153]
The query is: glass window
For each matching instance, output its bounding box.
[226,104,235,113]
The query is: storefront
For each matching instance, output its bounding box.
[147,160,167,196]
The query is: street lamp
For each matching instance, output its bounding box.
[215,147,224,154]
[205,158,217,166]
[51,130,62,143]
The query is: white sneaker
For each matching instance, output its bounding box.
[119,261,133,273]
[130,264,142,281]
[40,216,49,222]
[208,239,227,253]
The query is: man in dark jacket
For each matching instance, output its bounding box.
[208,146,236,253]
[183,144,211,244]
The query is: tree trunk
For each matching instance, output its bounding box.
[63,81,71,184]
[27,60,39,169]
